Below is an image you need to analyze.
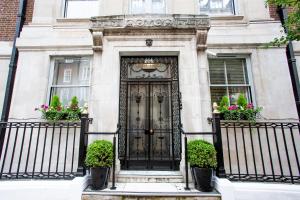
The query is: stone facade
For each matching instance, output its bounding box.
[0,0,299,176]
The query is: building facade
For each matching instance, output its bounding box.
[0,1,300,200]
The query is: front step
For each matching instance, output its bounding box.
[117,171,184,183]
[82,183,221,200]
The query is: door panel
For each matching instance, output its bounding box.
[127,82,172,169]
[119,56,181,170]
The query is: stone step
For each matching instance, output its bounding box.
[117,171,184,183]
[82,183,221,200]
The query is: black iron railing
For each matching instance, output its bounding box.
[0,121,82,179]
[180,113,223,190]
[84,124,121,190]
[221,121,300,184]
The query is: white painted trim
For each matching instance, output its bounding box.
[215,177,300,200]
[0,176,89,200]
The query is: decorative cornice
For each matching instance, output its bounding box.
[91,14,210,30]
[89,14,210,51]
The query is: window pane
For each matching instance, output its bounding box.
[226,59,248,84]
[199,0,234,15]
[228,87,251,104]
[152,0,165,13]
[50,87,89,106]
[210,87,227,104]
[209,60,226,84]
[53,58,90,86]
[131,0,146,14]
[66,0,98,18]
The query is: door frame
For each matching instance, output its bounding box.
[118,56,182,170]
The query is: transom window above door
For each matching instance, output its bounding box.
[49,57,91,106]
[130,0,166,14]
[199,0,235,15]
[64,0,99,18]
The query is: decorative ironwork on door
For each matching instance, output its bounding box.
[119,56,181,170]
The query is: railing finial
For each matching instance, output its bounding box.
[213,102,220,114]
[82,103,89,114]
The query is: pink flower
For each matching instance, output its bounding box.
[246,103,254,109]
[228,105,238,110]
[40,104,49,111]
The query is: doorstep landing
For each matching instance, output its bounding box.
[83,182,220,197]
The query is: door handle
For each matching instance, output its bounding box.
[149,129,154,135]
[145,129,154,135]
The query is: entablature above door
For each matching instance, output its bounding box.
[89,14,210,52]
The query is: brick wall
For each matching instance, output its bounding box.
[0,0,35,41]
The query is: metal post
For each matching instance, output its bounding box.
[110,135,117,190]
[184,135,190,190]
[0,0,28,160]
[77,114,89,176]
[278,7,300,119]
[111,124,120,190]
[212,113,225,177]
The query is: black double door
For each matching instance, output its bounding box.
[126,81,173,170]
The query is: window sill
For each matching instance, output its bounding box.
[210,15,244,21]
[56,18,91,23]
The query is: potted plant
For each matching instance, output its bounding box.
[85,140,113,190]
[187,139,217,192]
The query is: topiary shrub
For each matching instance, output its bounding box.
[237,94,247,108]
[85,140,113,168]
[187,140,217,169]
[50,95,62,110]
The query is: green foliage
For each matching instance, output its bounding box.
[266,0,300,45]
[85,140,113,168]
[217,95,262,121]
[70,96,79,111]
[187,140,217,169]
[66,96,81,121]
[50,95,62,110]
[36,96,82,121]
[237,94,247,108]
[219,96,229,109]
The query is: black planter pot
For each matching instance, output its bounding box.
[191,167,214,192]
[90,167,110,190]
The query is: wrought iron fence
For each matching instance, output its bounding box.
[221,121,300,184]
[0,121,83,180]
[180,113,223,190]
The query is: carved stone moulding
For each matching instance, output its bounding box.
[89,14,210,51]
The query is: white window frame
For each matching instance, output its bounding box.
[47,56,92,106]
[63,0,99,18]
[198,0,236,16]
[208,56,256,106]
[129,0,166,14]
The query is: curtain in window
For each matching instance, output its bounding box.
[152,0,165,14]
[199,0,234,14]
[51,58,90,106]
[131,0,145,14]
[65,0,99,18]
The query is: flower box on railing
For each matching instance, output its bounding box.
[217,94,262,121]
[35,96,84,121]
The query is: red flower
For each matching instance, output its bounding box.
[228,105,238,110]
[246,103,254,109]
